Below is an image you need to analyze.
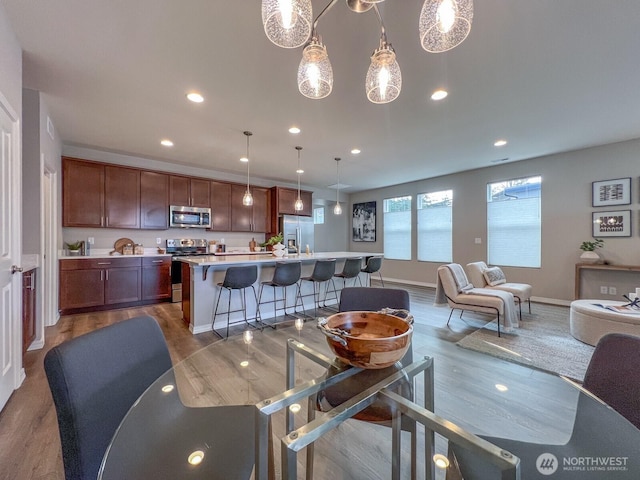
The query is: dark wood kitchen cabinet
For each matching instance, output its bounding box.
[140,171,169,229]
[271,186,313,217]
[22,268,36,355]
[62,157,140,228]
[230,184,270,232]
[169,176,210,208]
[210,180,231,231]
[59,257,143,313]
[141,257,171,300]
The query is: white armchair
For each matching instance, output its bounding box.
[466,261,532,320]
[435,264,519,336]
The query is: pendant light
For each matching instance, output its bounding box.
[333,157,342,215]
[366,32,402,104]
[294,146,304,211]
[298,34,333,99]
[242,131,253,206]
[261,0,313,49]
[419,0,473,53]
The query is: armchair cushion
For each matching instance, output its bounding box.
[483,267,506,286]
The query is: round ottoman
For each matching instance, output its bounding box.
[570,299,640,346]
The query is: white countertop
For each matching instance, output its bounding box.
[175,251,381,267]
[59,253,173,260]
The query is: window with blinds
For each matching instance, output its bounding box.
[383,196,412,260]
[417,190,452,262]
[487,176,541,268]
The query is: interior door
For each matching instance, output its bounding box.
[0,93,23,411]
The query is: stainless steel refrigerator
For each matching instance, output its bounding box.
[280,215,314,254]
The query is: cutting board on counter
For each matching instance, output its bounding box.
[111,237,134,255]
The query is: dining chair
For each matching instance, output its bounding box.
[581,332,640,429]
[44,316,172,480]
[338,286,409,313]
[212,265,261,338]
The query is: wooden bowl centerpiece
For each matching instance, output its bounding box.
[318,311,413,369]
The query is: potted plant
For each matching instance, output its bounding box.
[65,240,83,256]
[260,232,284,249]
[579,238,604,263]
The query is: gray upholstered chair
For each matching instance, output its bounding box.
[212,265,260,338]
[466,261,532,319]
[357,255,384,287]
[582,332,640,429]
[44,316,173,480]
[338,286,409,313]
[436,264,517,337]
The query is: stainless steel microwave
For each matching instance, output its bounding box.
[169,205,212,228]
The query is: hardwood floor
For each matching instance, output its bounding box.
[0,282,575,479]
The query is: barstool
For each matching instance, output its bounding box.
[211,265,260,339]
[358,256,384,287]
[300,259,338,316]
[257,261,306,325]
[331,257,363,302]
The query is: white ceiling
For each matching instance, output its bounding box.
[3,1,640,193]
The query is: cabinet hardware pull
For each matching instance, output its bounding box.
[97,262,111,265]
[106,270,109,281]
[152,260,163,263]
[101,216,104,227]
[100,271,103,281]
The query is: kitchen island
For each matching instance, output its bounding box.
[175,252,381,334]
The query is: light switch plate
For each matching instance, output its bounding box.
[156,237,162,245]
[474,238,482,244]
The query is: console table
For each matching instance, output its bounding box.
[574,263,640,299]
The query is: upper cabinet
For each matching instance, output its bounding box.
[140,171,169,229]
[271,186,313,217]
[210,181,231,231]
[170,176,210,208]
[231,185,270,232]
[63,157,140,228]
[63,157,275,232]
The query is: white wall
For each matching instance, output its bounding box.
[349,138,640,303]
[0,3,21,115]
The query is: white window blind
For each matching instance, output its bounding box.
[383,196,412,260]
[487,177,541,268]
[313,207,324,224]
[417,190,452,262]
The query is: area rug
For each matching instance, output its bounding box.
[456,303,595,382]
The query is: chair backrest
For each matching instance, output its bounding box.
[309,259,336,282]
[362,256,383,274]
[339,287,410,312]
[272,261,302,286]
[338,257,363,278]
[44,316,172,480]
[582,333,640,429]
[222,265,258,289]
[466,261,489,288]
[437,264,472,301]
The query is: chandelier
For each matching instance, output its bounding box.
[261,0,473,104]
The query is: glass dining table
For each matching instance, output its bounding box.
[98,319,640,480]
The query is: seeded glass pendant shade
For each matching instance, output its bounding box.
[262,0,313,48]
[419,0,473,53]
[366,37,402,104]
[333,157,342,215]
[242,131,253,207]
[294,146,304,211]
[298,37,333,99]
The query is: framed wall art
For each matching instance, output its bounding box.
[592,177,631,207]
[592,210,631,237]
[352,201,376,242]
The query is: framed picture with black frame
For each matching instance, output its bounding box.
[592,210,631,237]
[592,177,631,207]
[352,201,376,242]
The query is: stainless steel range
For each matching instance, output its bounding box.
[167,239,209,302]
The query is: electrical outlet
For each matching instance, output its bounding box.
[609,286,617,295]
[600,286,608,294]
[87,237,94,245]
[474,238,482,244]
[156,237,162,245]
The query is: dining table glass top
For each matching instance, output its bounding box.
[99,318,640,480]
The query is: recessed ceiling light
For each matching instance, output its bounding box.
[289,126,301,134]
[240,156,248,163]
[296,169,304,174]
[188,450,204,466]
[494,139,508,147]
[160,139,174,147]
[351,148,361,155]
[431,89,448,101]
[186,92,204,103]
